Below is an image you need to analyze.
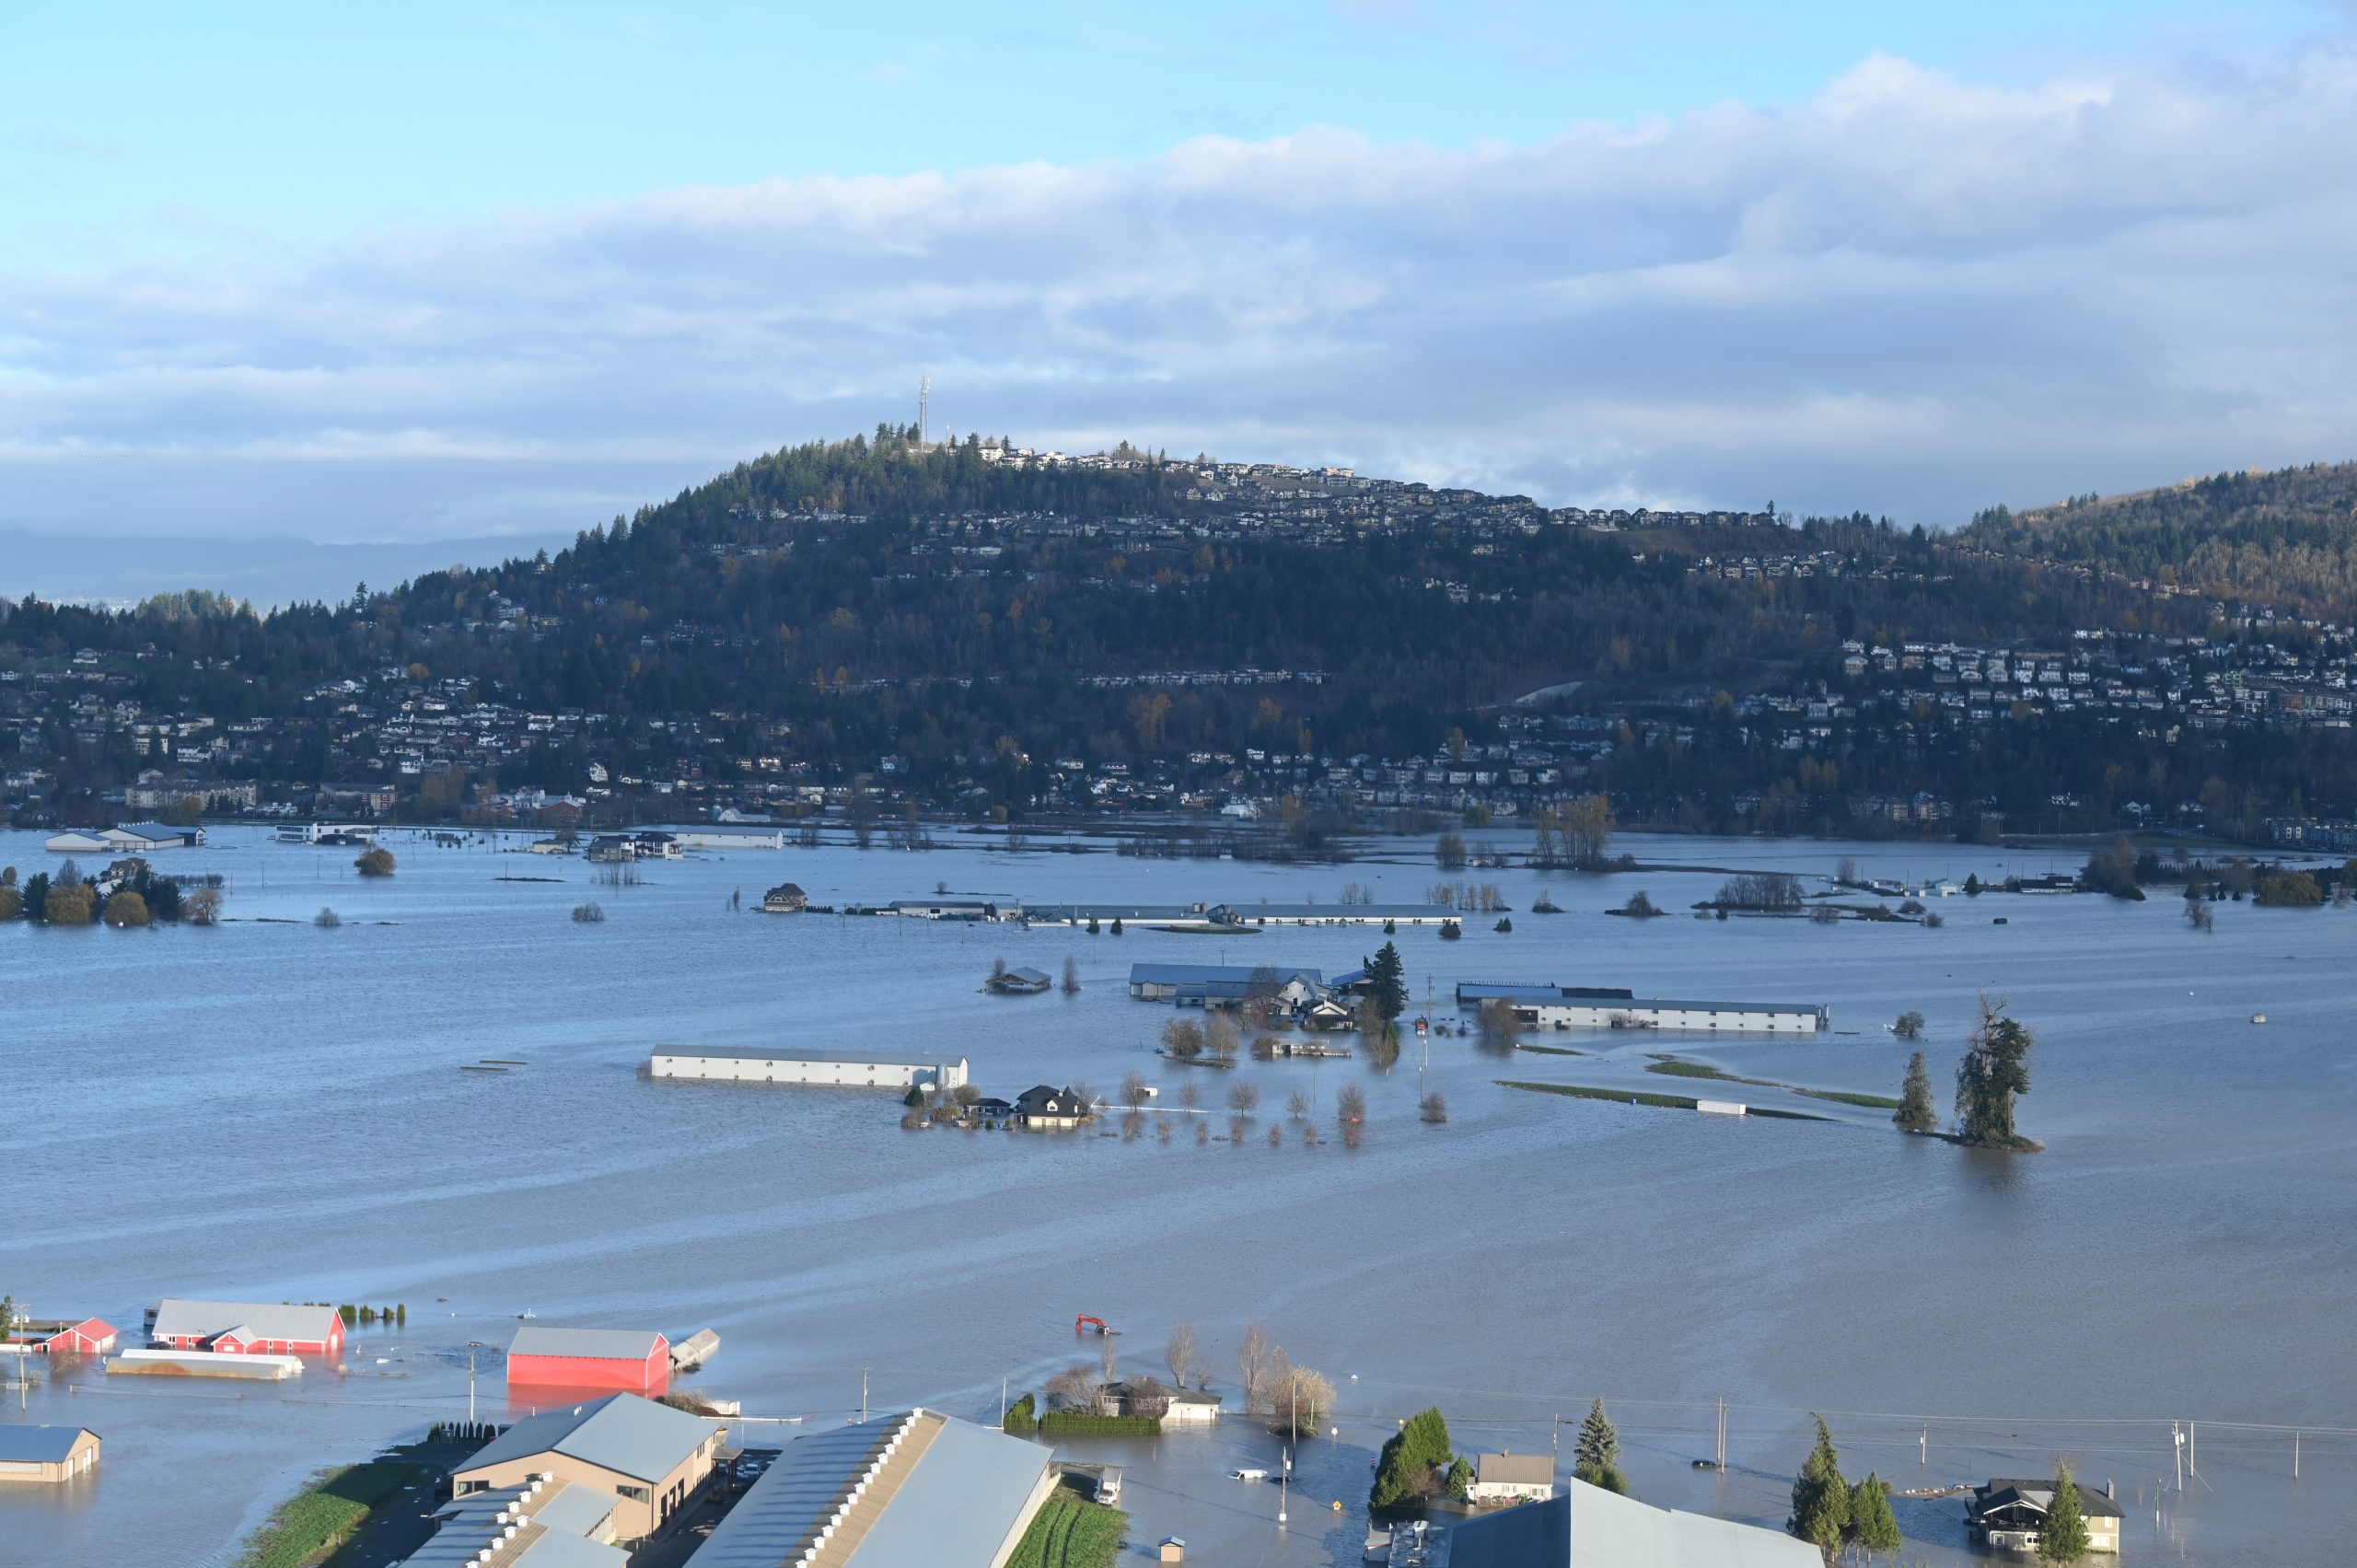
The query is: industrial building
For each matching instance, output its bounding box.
[1456,981,1829,1034]
[508,1327,672,1394]
[452,1393,728,1547]
[648,1048,970,1090]
[44,822,203,853]
[0,1426,101,1484]
[1446,1475,1821,1567]
[1127,964,1325,1005]
[148,1298,345,1355]
[686,1407,1059,1568]
[400,1474,630,1567]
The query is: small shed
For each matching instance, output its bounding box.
[1157,1538,1185,1564]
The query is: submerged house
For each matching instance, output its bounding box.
[760,882,807,912]
[1466,1451,1557,1504]
[1016,1085,1090,1130]
[1967,1477,2124,1554]
[987,966,1053,995]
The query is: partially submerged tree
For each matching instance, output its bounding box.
[1892,1010,1925,1040]
[2038,1464,2093,1564]
[1371,1407,1456,1511]
[1955,995,2038,1150]
[1165,1320,1198,1389]
[1062,955,1082,993]
[355,846,397,877]
[1895,1051,1938,1133]
[1476,997,1523,1051]
[1237,1322,1272,1413]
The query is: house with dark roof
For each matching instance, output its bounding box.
[452,1393,726,1546]
[1968,1476,2124,1554]
[987,966,1053,995]
[1016,1085,1090,1130]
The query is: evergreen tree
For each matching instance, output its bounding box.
[1955,995,2036,1148]
[1573,1399,1626,1493]
[1849,1472,1901,1561]
[1370,1406,1454,1511]
[1363,941,1408,1037]
[1895,1051,1938,1133]
[2038,1465,2092,1564]
[1788,1416,1851,1561]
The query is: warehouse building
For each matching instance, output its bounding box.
[648,1048,969,1090]
[1127,963,1325,1004]
[0,1426,100,1484]
[453,1393,727,1547]
[686,1406,1058,1568]
[1456,982,1829,1034]
[149,1298,344,1356]
[509,1327,672,1395]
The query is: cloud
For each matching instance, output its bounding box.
[5,45,2357,569]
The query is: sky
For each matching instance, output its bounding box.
[6,2,2357,599]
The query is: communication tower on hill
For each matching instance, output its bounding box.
[917,375,930,444]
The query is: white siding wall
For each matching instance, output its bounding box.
[1518,1003,1824,1033]
[649,1055,970,1088]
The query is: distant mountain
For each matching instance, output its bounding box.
[1963,461,2357,619]
[0,525,571,612]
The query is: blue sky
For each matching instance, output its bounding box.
[5,2,2357,598]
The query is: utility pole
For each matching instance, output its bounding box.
[467,1342,484,1425]
[2172,1423,2184,1492]
[2294,1430,2300,1480]
[1718,1400,1728,1471]
[1278,1376,1294,1529]
[1919,1425,1926,1468]
[861,1367,870,1424]
[2188,1422,2196,1478]
[1001,1377,1008,1426]
[1552,1413,1561,1467]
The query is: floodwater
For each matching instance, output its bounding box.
[1,826,2351,1566]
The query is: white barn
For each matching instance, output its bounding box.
[647,1048,969,1090]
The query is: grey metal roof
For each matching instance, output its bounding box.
[511,1327,665,1361]
[1450,1480,1822,1568]
[1476,1451,1555,1485]
[150,1298,340,1345]
[686,1409,1052,1568]
[461,1393,719,1485]
[406,1481,627,1567]
[651,1047,963,1069]
[0,1425,94,1463]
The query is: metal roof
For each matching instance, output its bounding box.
[406,1481,627,1568]
[1449,1477,1822,1568]
[1476,1451,1556,1485]
[511,1327,666,1361]
[150,1298,340,1345]
[651,1047,966,1069]
[686,1409,1053,1568]
[1128,963,1323,986]
[461,1394,720,1486]
[0,1425,94,1463]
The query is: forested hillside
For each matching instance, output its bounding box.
[1965,461,2357,617]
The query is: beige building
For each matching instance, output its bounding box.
[0,1425,101,1483]
[452,1393,726,1545]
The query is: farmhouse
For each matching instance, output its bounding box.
[1456,981,1829,1035]
[1446,1475,1821,1568]
[1016,1085,1091,1130]
[685,1407,1058,1568]
[452,1393,727,1547]
[33,1318,117,1356]
[508,1327,672,1394]
[761,882,808,912]
[148,1298,344,1356]
[1467,1451,1557,1504]
[648,1048,970,1090]
[987,966,1053,994]
[0,1425,100,1484]
[1968,1477,2124,1554]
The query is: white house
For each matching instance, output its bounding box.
[1467,1451,1557,1504]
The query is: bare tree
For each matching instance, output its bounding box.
[1268,1355,1335,1435]
[1166,1321,1199,1389]
[1226,1082,1260,1114]
[1421,1092,1448,1123]
[1286,1088,1310,1120]
[1163,1017,1205,1058]
[1338,1084,1367,1122]
[1178,1079,1202,1110]
[1238,1322,1272,1412]
[1121,1071,1153,1111]
[1207,1014,1240,1063]
[1476,997,1523,1051]
[1098,1335,1119,1389]
[1045,1364,1101,1411]
[1062,955,1082,993]
[1068,1080,1097,1116]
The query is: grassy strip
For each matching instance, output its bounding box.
[1645,1059,1736,1081]
[1501,1081,1836,1123]
[1006,1484,1128,1568]
[235,1462,422,1568]
[1799,1088,1904,1110]
[1514,1042,1589,1057]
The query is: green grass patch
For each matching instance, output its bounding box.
[1798,1088,1904,1109]
[1501,1081,1701,1110]
[1514,1042,1588,1056]
[236,1462,424,1568]
[1645,1059,1736,1081]
[1037,1412,1162,1436]
[1006,1482,1128,1568]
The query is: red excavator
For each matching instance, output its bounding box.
[1074,1315,1115,1335]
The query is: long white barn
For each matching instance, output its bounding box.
[648,1048,970,1089]
[1457,982,1828,1035]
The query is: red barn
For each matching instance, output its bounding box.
[148,1299,344,1356]
[506,1327,670,1394]
[41,1318,117,1356]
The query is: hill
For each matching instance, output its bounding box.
[1964,461,2357,618]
